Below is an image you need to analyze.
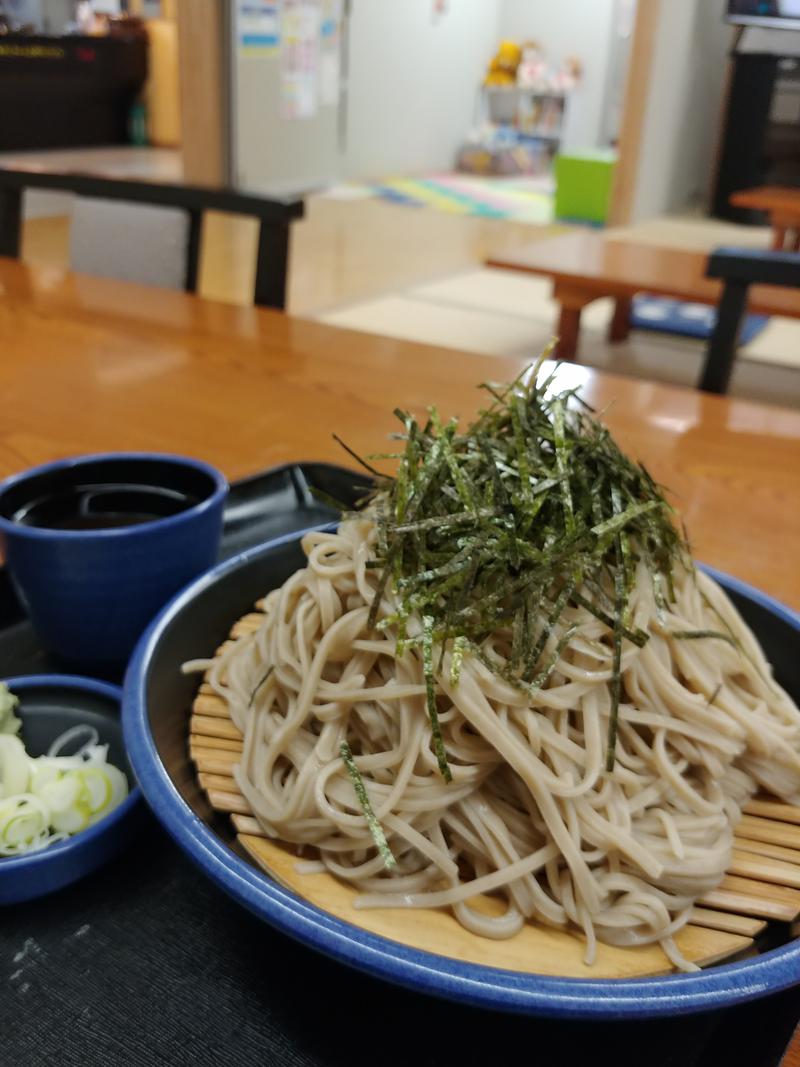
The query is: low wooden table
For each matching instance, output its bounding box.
[0,254,797,607]
[730,185,800,251]
[486,232,800,379]
[0,256,799,1065]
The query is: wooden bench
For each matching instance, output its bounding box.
[486,232,800,389]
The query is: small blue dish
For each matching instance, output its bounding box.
[0,453,228,667]
[0,674,143,905]
[123,528,800,1020]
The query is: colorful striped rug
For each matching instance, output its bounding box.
[325,174,554,224]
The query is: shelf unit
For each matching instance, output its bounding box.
[483,85,567,98]
[480,84,570,151]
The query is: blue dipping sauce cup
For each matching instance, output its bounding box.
[0,453,228,667]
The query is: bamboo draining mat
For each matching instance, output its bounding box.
[188,608,800,979]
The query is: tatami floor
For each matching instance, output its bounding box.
[10,146,800,407]
[310,210,800,407]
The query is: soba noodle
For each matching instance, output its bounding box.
[190,517,800,971]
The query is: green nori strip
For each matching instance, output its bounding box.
[422,615,453,783]
[308,486,354,513]
[339,740,397,870]
[366,549,396,632]
[529,623,579,690]
[247,665,274,708]
[671,629,738,645]
[522,580,576,683]
[450,635,467,685]
[552,398,576,536]
[605,541,626,771]
[332,434,391,480]
[571,591,649,648]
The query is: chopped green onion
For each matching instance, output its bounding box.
[0,716,128,856]
[0,683,21,737]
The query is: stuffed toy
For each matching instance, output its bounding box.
[552,55,583,92]
[516,40,548,90]
[484,40,522,87]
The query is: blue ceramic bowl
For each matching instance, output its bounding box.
[0,453,228,666]
[122,529,800,1020]
[0,675,143,905]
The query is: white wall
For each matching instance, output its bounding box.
[600,0,637,145]
[0,0,42,28]
[496,0,618,149]
[40,0,74,32]
[740,24,800,54]
[631,0,731,221]
[341,0,500,179]
[0,0,73,31]
[343,0,628,175]
[231,0,630,187]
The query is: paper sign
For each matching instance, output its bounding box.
[321,0,341,38]
[319,0,341,106]
[280,0,320,120]
[238,1,280,56]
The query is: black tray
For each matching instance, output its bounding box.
[2,463,798,1067]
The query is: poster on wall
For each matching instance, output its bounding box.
[280,0,321,120]
[237,1,280,56]
[236,0,279,56]
[319,0,342,106]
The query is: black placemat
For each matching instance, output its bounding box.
[4,810,798,1067]
[1,462,798,1066]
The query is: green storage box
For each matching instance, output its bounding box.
[555,149,617,225]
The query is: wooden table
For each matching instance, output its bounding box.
[0,256,798,612]
[730,185,800,251]
[1,256,799,1064]
[486,231,800,372]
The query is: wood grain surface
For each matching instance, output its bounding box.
[786,1030,800,1067]
[487,232,800,317]
[730,186,800,218]
[0,257,798,611]
[2,256,799,1059]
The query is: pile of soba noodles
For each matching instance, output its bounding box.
[191,364,800,970]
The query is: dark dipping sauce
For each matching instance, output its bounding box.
[12,483,200,531]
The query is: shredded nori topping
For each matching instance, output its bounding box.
[346,359,688,772]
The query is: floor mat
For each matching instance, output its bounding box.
[631,295,768,344]
[326,174,555,224]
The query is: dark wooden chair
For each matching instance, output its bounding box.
[0,167,304,310]
[702,247,800,394]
